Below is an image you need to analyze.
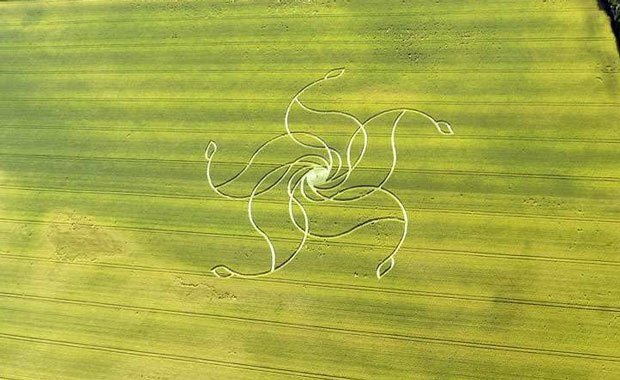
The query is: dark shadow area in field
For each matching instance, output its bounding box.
[599,0,620,55]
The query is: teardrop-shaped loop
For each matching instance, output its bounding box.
[324,67,345,80]
[205,140,218,160]
[435,121,454,135]
[376,256,395,279]
[211,265,235,278]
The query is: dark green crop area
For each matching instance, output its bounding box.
[1,1,619,379]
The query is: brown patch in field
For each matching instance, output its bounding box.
[46,210,126,262]
[173,275,237,302]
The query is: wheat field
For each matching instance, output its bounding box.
[1,0,619,379]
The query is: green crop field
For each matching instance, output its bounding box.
[1,0,619,379]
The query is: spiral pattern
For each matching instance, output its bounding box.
[205,68,453,279]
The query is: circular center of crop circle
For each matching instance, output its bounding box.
[306,167,330,186]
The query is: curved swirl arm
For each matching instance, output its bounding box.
[297,106,453,203]
[205,132,336,200]
[211,156,315,278]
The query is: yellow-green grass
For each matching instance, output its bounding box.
[1,0,619,378]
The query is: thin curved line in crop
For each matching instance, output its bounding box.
[205,68,453,279]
